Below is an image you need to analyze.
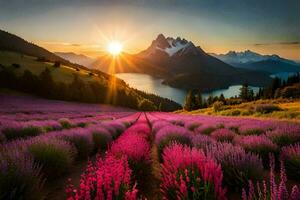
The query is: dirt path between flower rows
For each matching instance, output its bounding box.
[44,159,88,200]
[139,113,162,200]
[44,113,163,200]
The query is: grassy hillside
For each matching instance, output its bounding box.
[0,51,105,83]
[0,29,86,69]
[177,99,300,121]
[0,50,181,111]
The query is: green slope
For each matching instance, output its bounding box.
[0,51,106,83]
[0,50,181,111]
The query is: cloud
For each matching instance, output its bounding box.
[254,41,300,46]
[40,41,82,47]
[71,43,81,47]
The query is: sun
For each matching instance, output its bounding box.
[107,41,123,56]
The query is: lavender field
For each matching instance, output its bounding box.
[1,94,300,200]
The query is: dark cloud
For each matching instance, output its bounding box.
[71,44,81,47]
[254,41,300,46]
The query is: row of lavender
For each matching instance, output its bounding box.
[0,94,134,142]
[0,112,140,199]
[0,112,132,142]
[67,114,152,199]
[0,111,132,122]
[0,94,133,114]
[149,112,300,200]
[62,112,300,200]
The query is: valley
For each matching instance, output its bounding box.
[90,34,272,91]
[116,72,260,104]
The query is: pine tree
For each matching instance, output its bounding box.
[184,90,195,111]
[271,77,282,98]
[239,83,250,101]
[257,87,263,99]
[20,70,39,93]
[38,68,54,98]
[202,99,208,108]
[195,91,203,109]
[207,95,214,106]
[249,89,254,101]
[219,93,226,104]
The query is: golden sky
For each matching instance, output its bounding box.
[1,1,299,61]
[37,37,300,61]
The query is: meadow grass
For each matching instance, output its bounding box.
[0,51,105,84]
[177,99,300,122]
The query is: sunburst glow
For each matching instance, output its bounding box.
[107,41,123,56]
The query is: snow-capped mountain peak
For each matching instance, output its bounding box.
[158,37,191,56]
[145,34,201,57]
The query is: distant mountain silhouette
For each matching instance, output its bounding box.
[211,50,300,74]
[91,34,271,91]
[90,51,168,76]
[234,60,300,74]
[55,52,95,67]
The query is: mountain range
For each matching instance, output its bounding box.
[55,52,95,67]
[211,50,300,74]
[90,34,271,91]
[0,29,275,92]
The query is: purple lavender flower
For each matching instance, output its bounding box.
[101,121,126,138]
[58,128,94,159]
[151,120,171,134]
[281,143,300,180]
[203,142,263,189]
[87,126,112,151]
[155,125,192,160]
[266,123,300,146]
[195,124,216,135]
[184,120,201,131]
[0,148,45,199]
[234,135,278,168]
[192,134,217,149]
[210,128,237,142]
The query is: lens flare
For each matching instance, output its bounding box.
[107,41,123,55]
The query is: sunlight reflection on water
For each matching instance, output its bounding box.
[116,73,259,105]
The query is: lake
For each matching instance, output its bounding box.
[116,73,260,105]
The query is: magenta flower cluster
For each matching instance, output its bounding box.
[234,135,278,153]
[280,143,300,180]
[2,95,300,199]
[66,155,138,200]
[0,98,139,199]
[266,123,300,146]
[210,128,236,142]
[155,124,192,146]
[160,143,227,200]
[66,115,151,200]
[110,122,151,166]
[242,155,300,200]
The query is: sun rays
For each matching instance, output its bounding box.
[91,26,142,104]
[107,41,123,56]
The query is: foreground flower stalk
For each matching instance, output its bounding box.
[160,143,227,200]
